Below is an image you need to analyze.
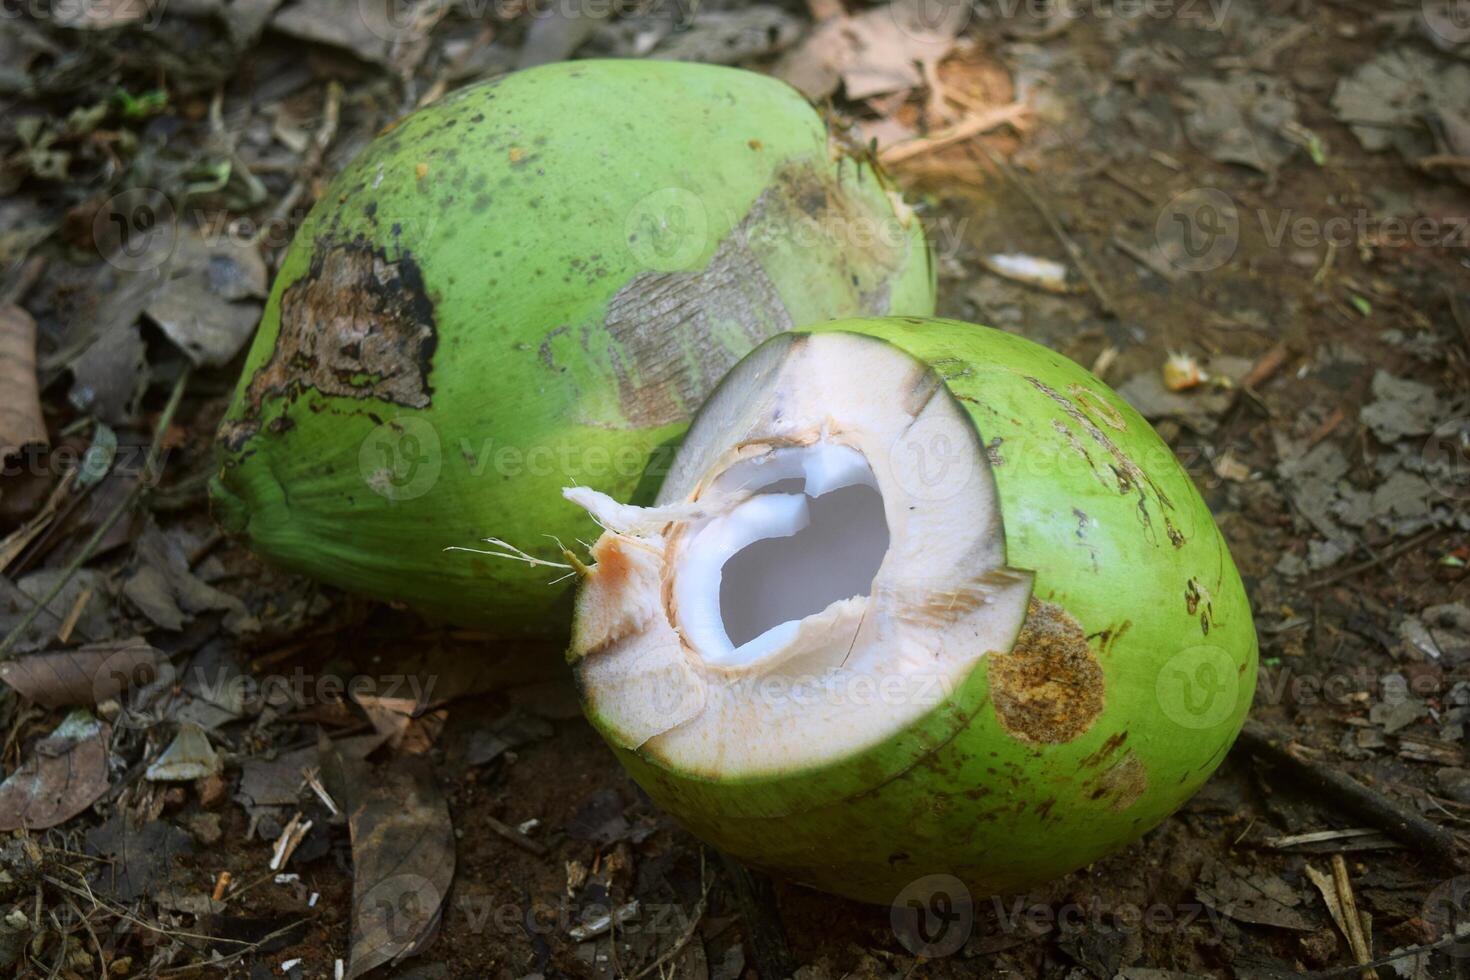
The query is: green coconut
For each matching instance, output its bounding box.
[210,60,934,632]
[564,317,1257,905]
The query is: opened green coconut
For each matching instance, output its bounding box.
[210,60,934,632]
[565,317,1256,904]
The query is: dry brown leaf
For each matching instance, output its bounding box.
[0,305,47,460]
[321,738,455,978]
[776,0,968,101]
[0,710,111,831]
[0,636,166,708]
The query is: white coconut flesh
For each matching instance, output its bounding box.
[564,332,1034,778]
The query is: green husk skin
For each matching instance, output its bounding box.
[577,318,1257,905]
[210,60,934,632]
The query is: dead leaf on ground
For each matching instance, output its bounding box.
[272,0,433,72]
[1194,861,1319,931]
[0,568,113,654]
[0,305,46,460]
[1116,356,1253,435]
[321,738,455,979]
[68,320,148,425]
[146,721,223,781]
[648,8,803,65]
[1332,48,1470,179]
[776,0,968,101]
[0,635,167,708]
[0,709,111,831]
[145,231,268,367]
[355,691,445,754]
[463,708,554,767]
[85,810,196,902]
[1359,369,1443,443]
[123,519,258,634]
[1181,73,1303,175]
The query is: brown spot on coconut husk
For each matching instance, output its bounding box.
[600,161,904,429]
[987,598,1104,744]
[219,240,437,451]
[1085,747,1148,811]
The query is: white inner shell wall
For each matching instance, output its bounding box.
[565,332,1034,779]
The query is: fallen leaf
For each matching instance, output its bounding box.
[0,568,113,654]
[320,739,454,978]
[144,231,267,367]
[85,811,195,902]
[1181,73,1302,175]
[146,722,222,781]
[517,5,610,68]
[464,709,554,767]
[649,8,803,65]
[0,306,46,460]
[1195,861,1318,931]
[0,636,167,708]
[776,0,967,101]
[68,320,147,425]
[568,787,633,847]
[272,0,432,71]
[354,692,445,754]
[123,520,257,633]
[0,709,111,831]
[1116,356,1253,435]
[1360,369,1442,443]
[1332,48,1470,168]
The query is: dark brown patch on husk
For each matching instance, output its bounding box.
[220,239,437,451]
[987,598,1105,744]
[1085,747,1148,811]
[601,161,903,428]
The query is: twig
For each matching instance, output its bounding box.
[484,814,547,857]
[720,855,795,980]
[979,145,1118,318]
[1239,343,1292,390]
[0,366,192,660]
[55,585,92,644]
[878,102,1031,166]
[1330,854,1377,980]
[1235,721,1461,867]
[635,852,709,979]
[1305,527,1444,590]
[1298,934,1464,979]
[266,82,342,235]
[0,255,46,307]
[1418,154,1470,171]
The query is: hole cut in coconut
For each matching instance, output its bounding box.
[672,445,890,666]
[563,331,1034,776]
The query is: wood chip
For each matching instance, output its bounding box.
[879,102,1031,165]
[0,305,47,459]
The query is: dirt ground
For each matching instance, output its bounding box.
[1,0,1469,977]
